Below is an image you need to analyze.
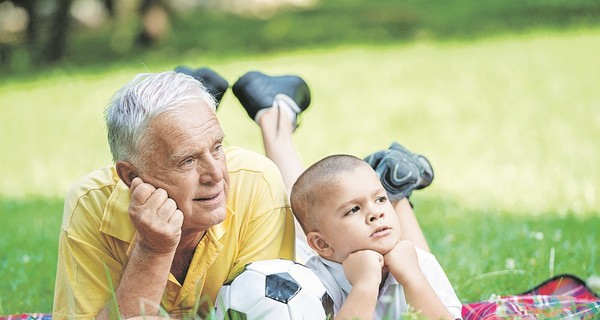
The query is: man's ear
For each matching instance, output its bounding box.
[307,231,333,258]
[115,160,139,188]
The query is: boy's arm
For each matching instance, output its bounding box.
[335,250,383,320]
[385,240,455,320]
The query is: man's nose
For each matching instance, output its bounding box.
[198,156,223,184]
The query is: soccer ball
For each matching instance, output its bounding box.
[214,259,333,320]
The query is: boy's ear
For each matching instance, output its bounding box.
[307,231,333,258]
[115,160,139,188]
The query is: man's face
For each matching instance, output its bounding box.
[315,165,402,263]
[136,102,229,234]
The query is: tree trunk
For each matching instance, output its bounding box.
[44,0,73,63]
[104,0,115,17]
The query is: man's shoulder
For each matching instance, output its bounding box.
[225,146,277,172]
[224,146,287,208]
[67,166,121,199]
[225,146,283,185]
[62,166,121,227]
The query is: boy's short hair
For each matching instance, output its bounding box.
[290,154,369,235]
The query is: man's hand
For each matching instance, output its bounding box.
[129,177,184,254]
[97,178,184,319]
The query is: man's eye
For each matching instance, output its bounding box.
[183,158,194,166]
[215,144,225,155]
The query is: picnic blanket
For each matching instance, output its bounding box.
[0,315,51,320]
[2,274,598,319]
[462,274,600,319]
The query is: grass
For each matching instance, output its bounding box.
[415,197,599,298]
[0,198,63,314]
[1,27,599,316]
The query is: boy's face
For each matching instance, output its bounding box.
[310,164,402,263]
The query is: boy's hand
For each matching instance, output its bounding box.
[129,177,184,254]
[335,250,383,320]
[384,241,456,320]
[343,250,384,288]
[383,240,422,285]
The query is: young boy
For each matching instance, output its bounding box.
[290,154,462,320]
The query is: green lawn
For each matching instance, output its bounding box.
[1,28,599,314]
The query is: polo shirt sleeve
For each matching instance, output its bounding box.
[224,147,296,278]
[53,170,129,320]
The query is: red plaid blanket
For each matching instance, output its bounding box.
[0,315,51,320]
[462,274,600,319]
[2,274,598,319]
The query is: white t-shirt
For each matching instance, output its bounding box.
[305,247,463,319]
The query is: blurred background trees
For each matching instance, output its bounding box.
[0,0,172,67]
[0,0,599,74]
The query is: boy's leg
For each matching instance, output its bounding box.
[365,143,435,253]
[257,107,315,261]
[393,199,431,253]
[232,71,310,192]
[257,107,304,193]
[233,71,313,262]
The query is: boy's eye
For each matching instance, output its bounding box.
[376,196,387,204]
[344,206,360,216]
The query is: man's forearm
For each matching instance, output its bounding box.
[97,243,176,319]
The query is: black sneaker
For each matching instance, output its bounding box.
[232,71,311,123]
[174,66,229,107]
[364,142,434,201]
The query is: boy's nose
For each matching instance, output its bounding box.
[367,211,384,223]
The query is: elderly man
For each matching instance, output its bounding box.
[53,70,308,319]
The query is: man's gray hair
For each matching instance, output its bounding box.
[105,71,217,166]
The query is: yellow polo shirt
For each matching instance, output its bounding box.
[53,146,295,319]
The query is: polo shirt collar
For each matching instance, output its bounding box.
[99,179,135,243]
[318,256,353,295]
